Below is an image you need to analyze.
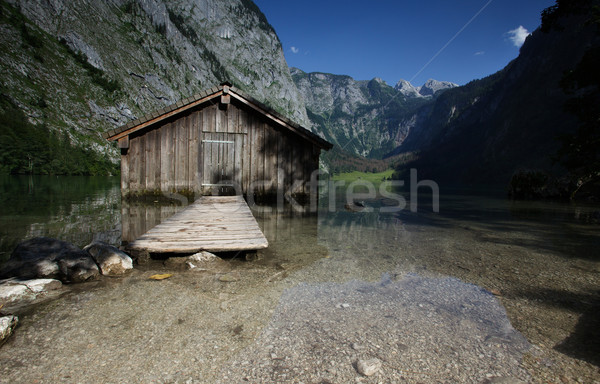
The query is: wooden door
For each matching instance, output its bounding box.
[201,132,242,195]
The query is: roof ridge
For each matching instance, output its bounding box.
[104,84,332,150]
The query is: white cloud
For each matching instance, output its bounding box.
[506,26,530,47]
[290,46,299,54]
[474,51,485,56]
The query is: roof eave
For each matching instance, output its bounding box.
[104,84,333,151]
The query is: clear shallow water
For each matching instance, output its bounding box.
[1,176,599,382]
[0,175,121,262]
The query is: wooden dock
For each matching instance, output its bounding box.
[126,195,268,254]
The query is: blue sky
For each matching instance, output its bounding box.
[253,0,556,86]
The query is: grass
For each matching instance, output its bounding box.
[331,169,395,187]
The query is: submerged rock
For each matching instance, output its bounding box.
[0,315,18,346]
[164,251,219,270]
[84,241,133,276]
[0,237,80,279]
[186,251,218,269]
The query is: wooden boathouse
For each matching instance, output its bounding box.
[104,82,333,201]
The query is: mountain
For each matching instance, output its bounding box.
[0,0,308,175]
[291,68,456,171]
[394,79,457,98]
[391,1,600,188]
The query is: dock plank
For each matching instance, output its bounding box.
[127,195,268,253]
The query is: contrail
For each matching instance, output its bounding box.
[409,0,494,83]
[338,0,494,155]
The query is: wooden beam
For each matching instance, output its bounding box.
[118,136,129,149]
[106,90,222,141]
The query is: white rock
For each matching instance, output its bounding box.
[356,358,382,376]
[186,251,218,269]
[0,315,18,345]
[189,251,218,262]
[0,284,35,306]
[21,279,62,293]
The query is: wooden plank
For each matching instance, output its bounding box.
[266,125,277,194]
[154,127,161,191]
[248,115,256,196]
[226,133,235,186]
[118,136,129,149]
[127,196,268,253]
[215,104,222,133]
[175,117,186,191]
[219,131,225,185]
[198,110,204,194]
[183,115,191,191]
[162,122,174,192]
[128,137,136,192]
[227,103,234,134]
[121,150,129,194]
[255,118,264,195]
[130,136,140,192]
[234,132,243,191]
[292,142,300,194]
[277,131,284,194]
[202,132,211,187]
[160,123,168,192]
[145,129,155,191]
[188,111,198,195]
[262,122,272,193]
[285,134,293,195]
[242,111,250,195]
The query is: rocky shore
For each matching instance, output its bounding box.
[0,237,134,346]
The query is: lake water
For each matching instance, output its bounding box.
[0,175,599,382]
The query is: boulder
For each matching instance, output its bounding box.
[84,241,133,276]
[57,251,100,283]
[0,279,62,307]
[0,315,18,346]
[0,284,35,306]
[0,237,79,279]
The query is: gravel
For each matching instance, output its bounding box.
[218,274,531,383]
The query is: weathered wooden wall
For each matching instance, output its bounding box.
[121,100,321,199]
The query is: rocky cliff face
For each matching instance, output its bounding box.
[291,68,455,160]
[0,0,308,167]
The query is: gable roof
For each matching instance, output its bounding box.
[103,83,333,150]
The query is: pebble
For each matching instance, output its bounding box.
[219,273,240,282]
[356,358,382,376]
